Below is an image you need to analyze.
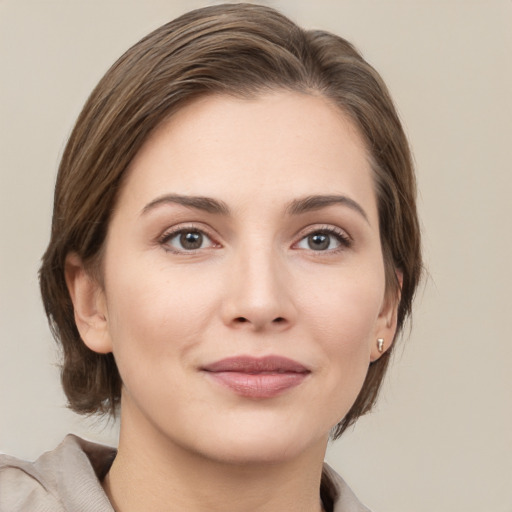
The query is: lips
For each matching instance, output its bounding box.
[201,356,310,399]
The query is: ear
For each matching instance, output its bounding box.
[370,271,403,362]
[65,253,113,354]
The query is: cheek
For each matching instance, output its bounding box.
[102,256,220,373]
[300,268,385,412]
[301,267,384,351]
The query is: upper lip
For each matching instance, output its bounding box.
[201,355,310,374]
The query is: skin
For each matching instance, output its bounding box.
[66,91,398,512]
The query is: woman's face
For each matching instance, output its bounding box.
[78,92,398,464]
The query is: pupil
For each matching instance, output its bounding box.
[180,231,202,249]
[308,233,329,250]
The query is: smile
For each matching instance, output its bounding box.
[201,356,311,399]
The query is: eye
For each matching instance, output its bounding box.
[161,228,216,252]
[295,228,351,252]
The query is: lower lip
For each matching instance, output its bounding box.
[205,371,308,399]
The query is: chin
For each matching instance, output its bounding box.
[203,438,310,466]
[191,418,329,466]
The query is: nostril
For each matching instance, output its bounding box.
[231,316,288,327]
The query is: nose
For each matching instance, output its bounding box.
[221,246,297,332]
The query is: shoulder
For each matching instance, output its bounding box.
[0,451,61,512]
[323,463,373,512]
[0,435,116,512]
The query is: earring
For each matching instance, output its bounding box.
[377,338,384,353]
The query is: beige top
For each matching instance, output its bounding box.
[0,435,371,512]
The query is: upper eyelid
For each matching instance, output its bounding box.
[157,223,221,248]
[156,222,352,247]
[294,224,352,241]
[159,223,216,239]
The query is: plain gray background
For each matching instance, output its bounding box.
[1,1,511,511]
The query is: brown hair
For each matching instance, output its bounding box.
[39,3,421,438]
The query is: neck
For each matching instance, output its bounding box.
[103,403,328,512]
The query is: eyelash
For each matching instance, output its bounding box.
[158,224,352,254]
[293,226,353,254]
[159,225,219,254]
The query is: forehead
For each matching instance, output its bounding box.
[116,91,377,219]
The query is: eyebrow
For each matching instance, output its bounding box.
[141,193,369,223]
[141,194,230,216]
[287,195,369,223]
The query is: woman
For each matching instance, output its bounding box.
[0,4,421,511]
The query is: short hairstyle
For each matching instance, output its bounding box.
[39,3,422,438]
